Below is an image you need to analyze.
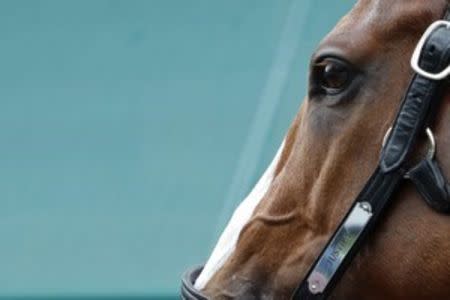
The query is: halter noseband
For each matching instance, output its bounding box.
[182,5,450,299]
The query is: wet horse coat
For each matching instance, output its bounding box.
[195,0,450,299]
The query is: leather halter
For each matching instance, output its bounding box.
[182,5,450,299]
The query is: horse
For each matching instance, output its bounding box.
[183,0,450,299]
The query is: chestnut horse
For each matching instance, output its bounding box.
[186,0,450,299]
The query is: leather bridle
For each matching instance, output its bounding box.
[182,5,450,300]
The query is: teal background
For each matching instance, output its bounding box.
[0,0,354,298]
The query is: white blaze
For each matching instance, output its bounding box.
[194,0,311,289]
[194,140,285,289]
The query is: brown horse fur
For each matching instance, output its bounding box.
[202,0,450,299]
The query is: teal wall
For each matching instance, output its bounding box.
[0,0,355,298]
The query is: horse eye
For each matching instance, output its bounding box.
[313,58,351,95]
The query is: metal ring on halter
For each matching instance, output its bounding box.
[411,20,450,80]
[382,127,436,160]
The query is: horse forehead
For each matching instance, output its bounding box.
[335,0,448,39]
[317,0,448,64]
[355,0,447,17]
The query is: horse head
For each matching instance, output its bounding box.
[186,1,450,299]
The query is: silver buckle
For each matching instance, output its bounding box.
[410,20,450,80]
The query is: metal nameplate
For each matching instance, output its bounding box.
[307,202,373,294]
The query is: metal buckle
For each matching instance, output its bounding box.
[410,20,450,80]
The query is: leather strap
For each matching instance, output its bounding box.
[381,26,450,172]
[409,158,450,214]
[181,266,208,300]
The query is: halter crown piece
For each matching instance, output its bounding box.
[182,5,450,299]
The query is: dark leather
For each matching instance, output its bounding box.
[293,170,404,300]
[380,25,450,172]
[181,266,208,300]
[409,158,450,214]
